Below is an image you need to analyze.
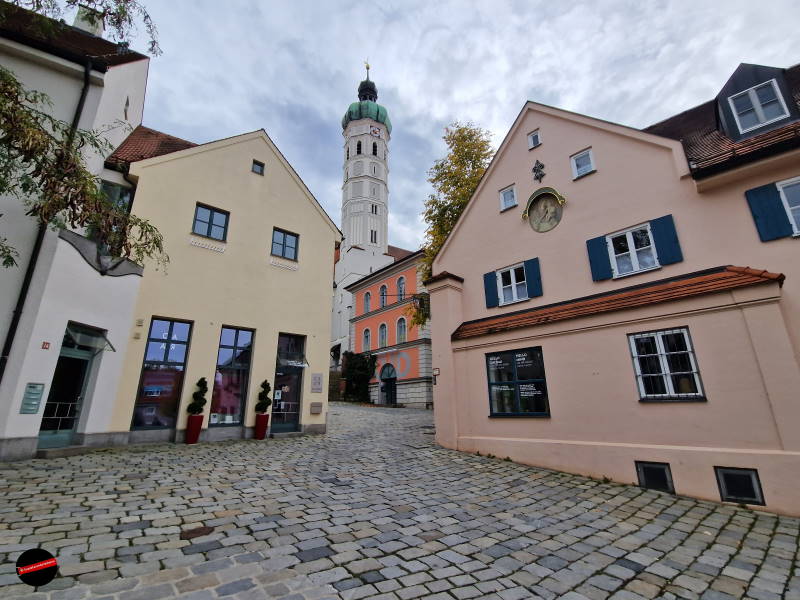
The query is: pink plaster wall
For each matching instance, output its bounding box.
[429,103,800,515]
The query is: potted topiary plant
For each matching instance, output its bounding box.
[253,380,271,440]
[185,377,207,444]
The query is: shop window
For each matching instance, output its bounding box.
[715,467,765,505]
[132,318,192,429]
[636,461,675,494]
[485,346,549,416]
[210,327,253,426]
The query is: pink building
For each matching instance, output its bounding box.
[428,62,800,515]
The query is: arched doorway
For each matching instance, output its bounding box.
[380,363,397,406]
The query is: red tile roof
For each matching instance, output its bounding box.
[424,271,464,285]
[643,63,800,178]
[0,3,148,71]
[107,125,196,166]
[386,245,415,261]
[452,266,784,341]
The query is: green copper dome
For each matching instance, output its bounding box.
[341,77,391,133]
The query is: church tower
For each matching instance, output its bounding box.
[331,68,397,363]
[340,70,391,254]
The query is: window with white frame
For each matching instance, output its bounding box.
[499,186,516,211]
[570,148,595,179]
[396,318,407,343]
[728,79,789,134]
[628,328,704,401]
[606,224,659,277]
[379,285,387,307]
[777,176,800,234]
[496,264,527,305]
[362,328,371,352]
[378,323,387,348]
[527,129,541,149]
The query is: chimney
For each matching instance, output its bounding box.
[72,5,104,37]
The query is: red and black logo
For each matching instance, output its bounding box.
[16,548,58,587]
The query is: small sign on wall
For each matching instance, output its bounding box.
[41,342,50,350]
[20,383,45,414]
[311,373,323,393]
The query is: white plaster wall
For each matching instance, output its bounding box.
[0,238,141,440]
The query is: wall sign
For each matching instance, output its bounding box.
[311,373,323,393]
[41,342,50,350]
[20,383,45,414]
[485,346,549,416]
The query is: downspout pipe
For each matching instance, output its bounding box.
[0,59,93,387]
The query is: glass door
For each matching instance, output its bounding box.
[272,333,306,433]
[38,350,91,449]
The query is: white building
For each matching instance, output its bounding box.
[331,74,412,365]
[0,5,149,459]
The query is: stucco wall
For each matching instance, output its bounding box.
[112,132,340,435]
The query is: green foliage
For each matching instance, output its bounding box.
[0,1,166,269]
[411,122,493,326]
[187,377,208,415]
[341,351,377,403]
[255,380,272,413]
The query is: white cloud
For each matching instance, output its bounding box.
[126,0,798,251]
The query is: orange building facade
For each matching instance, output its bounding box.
[346,250,432,408]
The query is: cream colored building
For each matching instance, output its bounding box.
[109,128,341,441]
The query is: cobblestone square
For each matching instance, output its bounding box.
[0,403,798,599]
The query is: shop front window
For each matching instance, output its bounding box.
[132,318,192,429]
[209,327,254,426]
[485,346,549,416]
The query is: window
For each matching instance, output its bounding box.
[628,327,704,401]
[132,318,192,429]
[606,224,659,277]
[378,323,387,348]
[251,160,265,175]
[496,264,527,305]
[636,461,675,494]
[777,176,800,234]
[379,285,387,307]
[370,230,377,244]
[371,204,378,215]
[396,318,407,343]
[571,148,595,179]
[715,467,764,505]
[346,146,350,159]
[397,276,405,301]
[728,79,789,134]
[372,163,378,175]
[364,292,371,313]
[363,329,371,352]
[499,186,516,211]
[101,181,132,212]
[372,142,378,156]
[486,347,549,416]
[210,327,253,426]
[193,204,228,241]
[527,130,541,149]
[357,141,362,155]
[370,185,377,197]
[271,228,299,260]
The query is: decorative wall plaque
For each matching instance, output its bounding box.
[522,187,567,233]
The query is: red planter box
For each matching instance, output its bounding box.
[185,414,204,445]
[254,413,270,440]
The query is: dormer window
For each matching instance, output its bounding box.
[728,79,789,134]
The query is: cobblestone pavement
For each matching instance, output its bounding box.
[1,402,799,600]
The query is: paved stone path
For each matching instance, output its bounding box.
[0,402,798,599]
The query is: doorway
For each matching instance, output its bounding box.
[380,363,397,406]
[272,333,306,433]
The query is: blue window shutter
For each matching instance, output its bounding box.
[650,214,683,265]
[523,258,542,298]
[483,271,499,308]
[745,183,793,242]
[586,236,612,281]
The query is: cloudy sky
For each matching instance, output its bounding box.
[115,0,797,250]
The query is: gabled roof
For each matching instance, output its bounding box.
[386,245,414,261]
[452,266,784,341]
[644,62,800,179]
[106,125,196,167]
[0,3,148,71]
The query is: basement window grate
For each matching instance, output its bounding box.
[635,461,674,494]
[715,467,764,505]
